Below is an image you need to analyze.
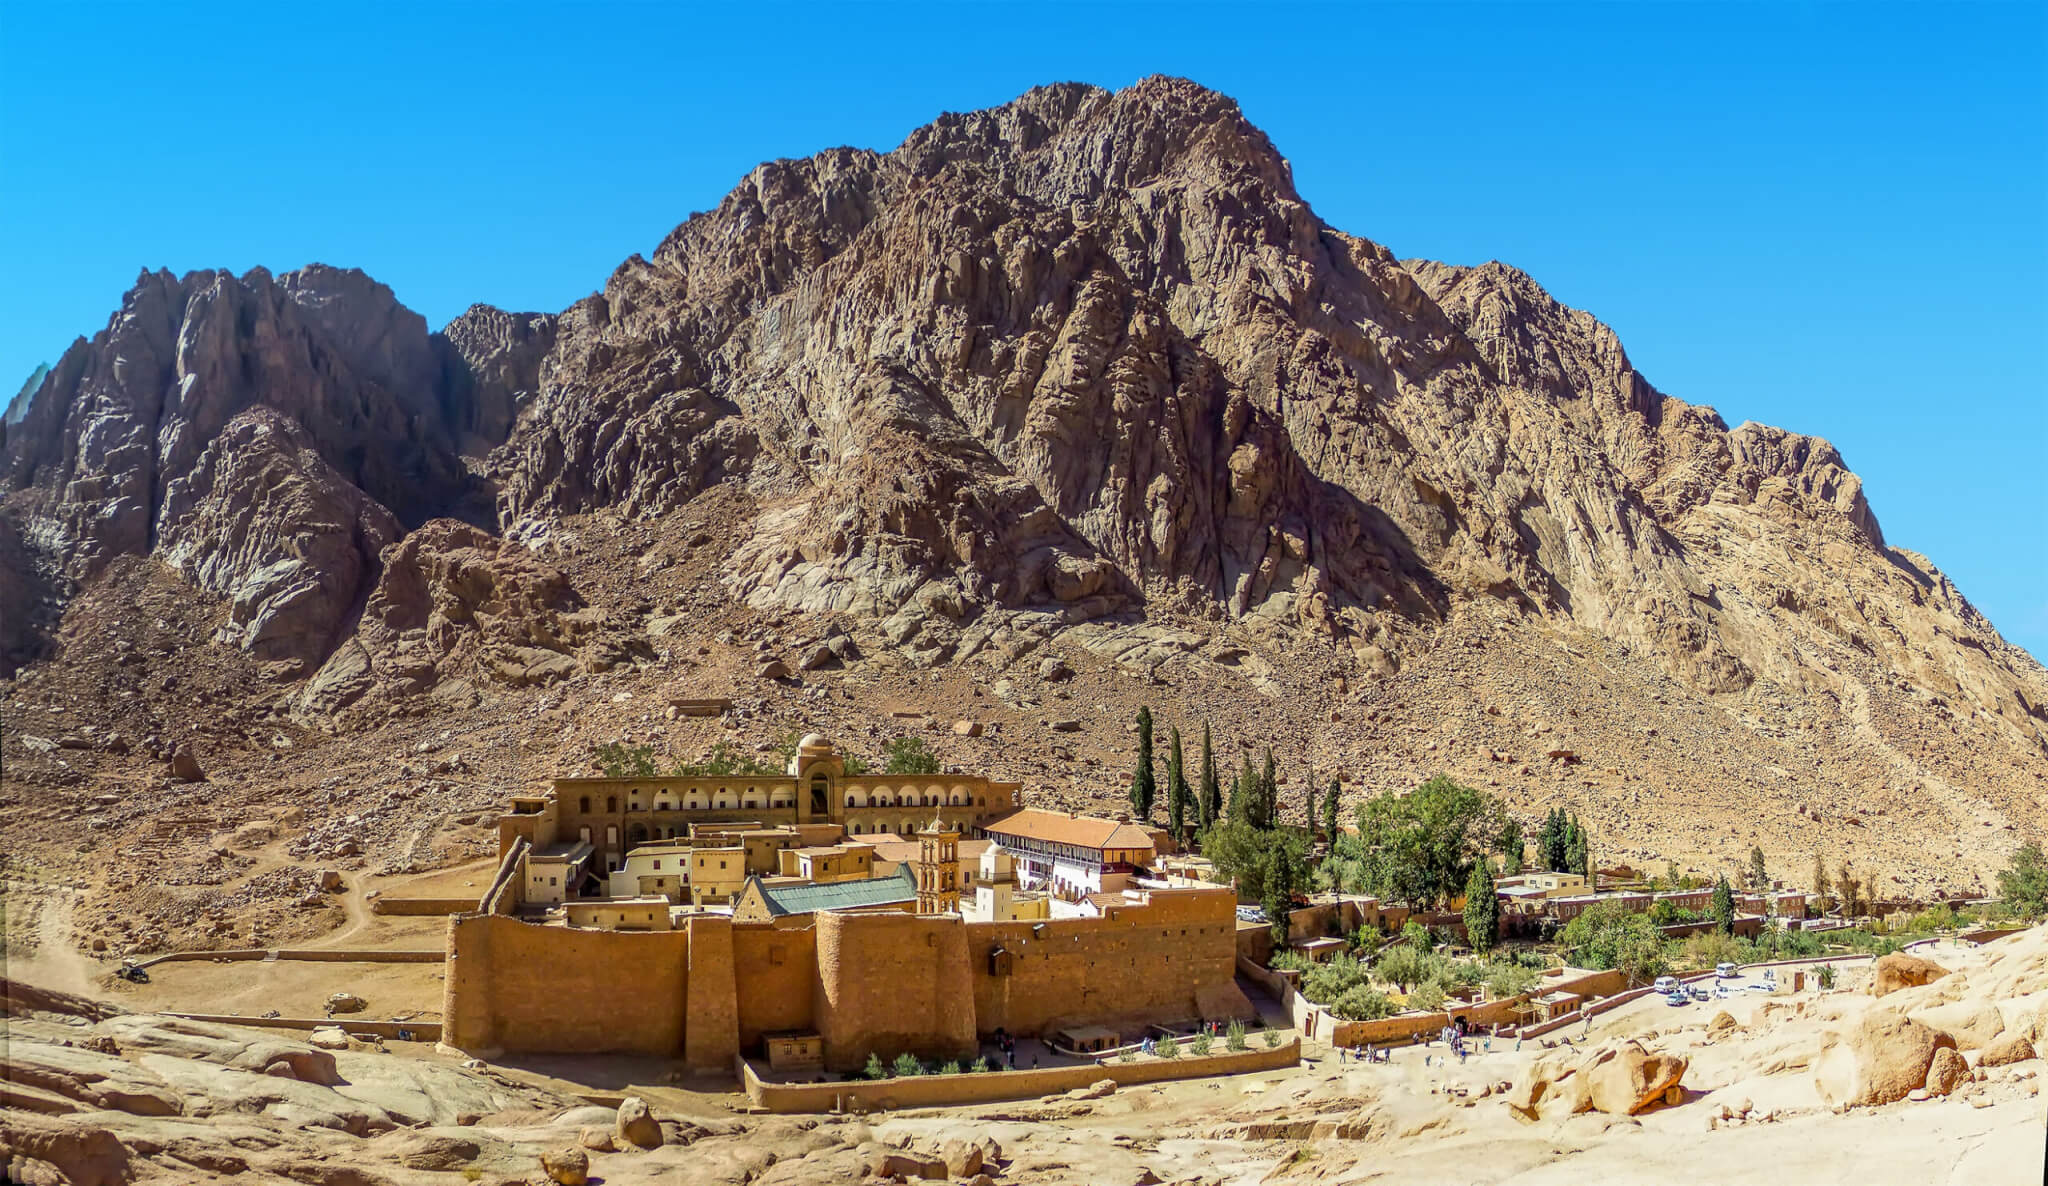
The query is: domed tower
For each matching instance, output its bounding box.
[789,734,844,824]
[913,815,961,915]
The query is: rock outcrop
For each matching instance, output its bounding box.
[1871,953,1950,997]
[1813,1011,1957,1107]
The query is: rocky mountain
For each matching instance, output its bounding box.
[3,76,2044,905]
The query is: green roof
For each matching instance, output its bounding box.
[748,866,916,917]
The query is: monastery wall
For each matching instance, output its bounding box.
[968,887,1248,1036]
[814,911,976,1070]
[444,913,690,1057]
[733,923,818,1048]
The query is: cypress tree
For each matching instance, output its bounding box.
[1711,873,1735,935]
[1166,726,1190,845]
[1464,860,1499,952]
[1322,779,1340,848]
[1130,706,1156,821]
[1198,723,1221,829]
[1305,778,1317,842]
[1501,817,1524,876]
[1261,747,1278,831]
[1226,769,1246,826]
[1237,753,1258,827]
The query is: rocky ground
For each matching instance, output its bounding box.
[7,925,2046,1184]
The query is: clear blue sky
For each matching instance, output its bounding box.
[3,3,2043,658]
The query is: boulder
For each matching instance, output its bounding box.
[168,743,206,782]
[1927,1047,1969,1096]
[1909,1000,2005,1051]
[326,992,367,1015]
[757,659,791,680]
[873,1149,948,1180]
[1707,1010,1738,1037]
[372,1131,480,1171]
[952,720,983,737]
[1038,657,1074,682]
[540,1147,588,1185]
[616,1094,662,1148]
[0,1113,132,1186]
[309,1027,351,1051]
[318,870,344,892]
[1814,1011,1958,1107]
[1582,1041,1687,1115]
[578,1125,615,1152]
[1980,1030,2036,1067]
[942,1137,984,1177]
[1871,953,1949,997]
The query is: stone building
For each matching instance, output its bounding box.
[978,808,1159,900]
[524,735,1021,874]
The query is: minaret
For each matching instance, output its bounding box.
[913,816,961,915]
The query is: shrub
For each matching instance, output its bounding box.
[938,1060,961,1076]
[882,736,941,775]
[1407,981,1447,1012]
[862,1053,887,1080]
[891,1053,924,1077]
[1226,1019,1248,1051]
[1155,1035,1180,1059]
[1190,1033,1214,1056]
[1484,962,1539,1000]
[1264,1029,1280,1048]
[970,1056,992,1073]
[594,741,661,778]
[1118,1047,1137,1063]
[1817,964,1837,990]
[1330,985,1392,1021]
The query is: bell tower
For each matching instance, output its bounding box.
[913,816,961,915]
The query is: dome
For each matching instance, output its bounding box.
[797,733,833,754]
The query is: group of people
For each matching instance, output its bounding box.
[1338,1018,1512,1067]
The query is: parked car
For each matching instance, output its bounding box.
[1689,986,1711,1002]
[1715,962,1739,979]
[1664,991,1689,1007]
[1745,982,1774,992]
[1653,976,1680,994]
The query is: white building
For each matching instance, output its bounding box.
[977,809,1158,901]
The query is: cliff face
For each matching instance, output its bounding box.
[1,77,2042,890]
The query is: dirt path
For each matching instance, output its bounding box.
[7,879,96,997]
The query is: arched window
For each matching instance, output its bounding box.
[846,795,857,807]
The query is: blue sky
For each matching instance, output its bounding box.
[3,3,2043,657]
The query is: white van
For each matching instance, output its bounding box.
[1653,976,1679,994]
[1715,962,1739,979]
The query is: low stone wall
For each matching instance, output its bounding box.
[372,897,481,916]
[135,948,442,969]
[271,948,443,963]
[163,1013,442,1041]
[741,1037,1300,1112]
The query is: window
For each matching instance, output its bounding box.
[580,796,591,813]
[606,796,617,813]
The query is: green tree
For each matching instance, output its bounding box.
[1200,820,1304,904]
[1711,874,1735,935]
[594,741,661,778]
[1322,780,1341,849]
[1500,817,1524,876]
[1570,819,1591,879]
[1225,1019,1248,1051]
[1130,707,1157,821]
[1261,837,1307,942]
[882,736,940,775]
[1464,860,1499,952]
[1166,725,1190,845]
[1305,779,1317,843]
[1748,845,1770,892]
[1346,776,1505,908]
[891,1053,924,1077]
[1253,745,1269,831]
[1998,842,2048,916]
[1812,852,1833,915]
[1198,723,1222,829]
[862,1052,887,1080]
[1558,902,1668,984]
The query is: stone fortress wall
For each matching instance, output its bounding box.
[442,884,1250,1072]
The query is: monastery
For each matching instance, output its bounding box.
[444,735,1254,1074]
